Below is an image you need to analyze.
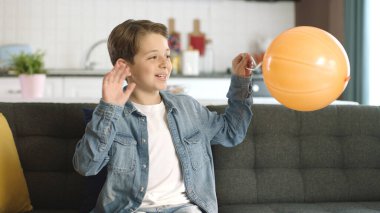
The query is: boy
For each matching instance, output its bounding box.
[73,19,254,213]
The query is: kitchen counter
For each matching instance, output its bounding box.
[0,69,233,78]
[0,69,358,106]
[0,69,272,103]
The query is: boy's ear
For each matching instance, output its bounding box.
[116,58,132,77]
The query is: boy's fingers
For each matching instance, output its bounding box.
[119,65,129,82]
[113,62,124,82]
[237,54,247,72]
[232,53,244,67]
[108,69,116,83]
[103,71,113,85]
[245,69,252,76]
[242,54,253,68]
[124,82,136,99]
[116,62,130,83]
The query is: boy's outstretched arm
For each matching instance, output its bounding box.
[200,53,254,147]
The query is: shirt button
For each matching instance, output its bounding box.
[142,164,147,169]
[140,187,145,192]
[142,139,146,143]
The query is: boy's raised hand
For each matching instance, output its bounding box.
[102,61,136,107]
[232,53,254,78]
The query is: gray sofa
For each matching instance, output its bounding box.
[1,102,380,213]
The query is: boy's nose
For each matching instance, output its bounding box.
[159,56,168,68]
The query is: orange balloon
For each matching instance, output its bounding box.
[262,26,350,111]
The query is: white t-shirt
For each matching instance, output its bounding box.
[133,101,190,208]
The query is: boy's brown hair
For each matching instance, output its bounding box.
[107,19,168,65]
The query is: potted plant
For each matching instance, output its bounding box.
[10,50,47,98]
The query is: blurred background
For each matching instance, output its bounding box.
[0,0,378,105]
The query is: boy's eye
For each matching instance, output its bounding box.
[148,56,157,60]
[167,55,171,59]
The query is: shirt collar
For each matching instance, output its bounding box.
[123,91,178,116]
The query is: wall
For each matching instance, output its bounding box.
[0,0,295,72]
[295,0,344,43]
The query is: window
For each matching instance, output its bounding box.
[366,0,380,105]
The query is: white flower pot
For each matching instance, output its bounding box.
[19,74,46,98]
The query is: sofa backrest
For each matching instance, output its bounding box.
[0,102,96,209]
[209,104,380,205]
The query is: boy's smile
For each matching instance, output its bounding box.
[155,73,169,81]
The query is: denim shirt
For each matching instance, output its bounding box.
[73,75,253,213]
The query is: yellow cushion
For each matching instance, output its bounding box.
[0,113,33,213]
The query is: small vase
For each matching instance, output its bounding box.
[19,74,46,98]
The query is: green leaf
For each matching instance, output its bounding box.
[10,50,46,75]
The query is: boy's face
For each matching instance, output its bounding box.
[127,33,172,93]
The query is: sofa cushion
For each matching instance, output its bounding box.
[210,104,380,206]
[0,113,33,212]
[219,202,380,213]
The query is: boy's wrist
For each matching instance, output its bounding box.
[227,74,253,102]
[95,99,124,120]
[231,74,252,86]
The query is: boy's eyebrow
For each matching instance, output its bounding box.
[143,49,171,55]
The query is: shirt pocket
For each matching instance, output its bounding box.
[109,133,137,173]
[184,130,210,171]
